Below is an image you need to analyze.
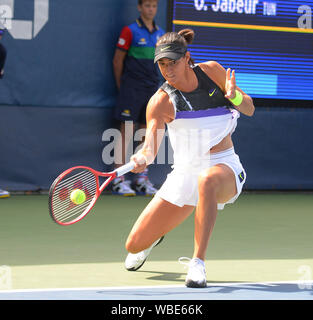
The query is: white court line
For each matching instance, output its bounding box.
[1,280,312,294]
[0,284,184,294]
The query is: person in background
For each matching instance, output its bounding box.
[111,0,164,196]
[0,28,10,198]
[0,28,6,78]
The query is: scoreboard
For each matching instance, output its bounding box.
[168,1,313,104]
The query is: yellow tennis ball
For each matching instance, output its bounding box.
[70,189,86,205]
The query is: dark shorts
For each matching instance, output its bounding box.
[114,78,159,124]
[0,43,7,78]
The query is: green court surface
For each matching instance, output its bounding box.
[0,193,313,290]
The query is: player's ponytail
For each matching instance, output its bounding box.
[177,29,194,45]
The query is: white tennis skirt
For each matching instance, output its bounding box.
[155,147,246,210]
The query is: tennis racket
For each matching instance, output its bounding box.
[48,162,135,226]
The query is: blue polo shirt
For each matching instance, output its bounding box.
[116,18,165,87]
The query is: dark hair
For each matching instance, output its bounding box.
[156,29,195,65]
[138,0,158,5]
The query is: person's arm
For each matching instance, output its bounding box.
[130,91,171,173]
[112,48,127,89]
[201,61,255,117]
[112,26,132,89]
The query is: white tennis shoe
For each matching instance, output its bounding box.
[0,189,10,198]
[112,177,136,196]
[125,236,164,271]
[133,177,158,196]
[179,257,207,288]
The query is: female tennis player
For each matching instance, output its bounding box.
[124,29,255,288]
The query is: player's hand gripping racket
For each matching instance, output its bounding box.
[48,162,135,226]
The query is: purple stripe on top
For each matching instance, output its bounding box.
[175,107,231,119]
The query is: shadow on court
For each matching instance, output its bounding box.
[137,270,246,285]
[1,282,311,300]
[210,283,313,297]
[94,282,313,300]
[93,281,313,300]
[97,283,313,300]
[137,270,185,283]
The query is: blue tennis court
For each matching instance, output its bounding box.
[0,281,312,300]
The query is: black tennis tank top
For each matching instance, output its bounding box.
[160,65,232,112]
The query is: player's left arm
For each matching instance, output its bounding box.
[201,61,255,117]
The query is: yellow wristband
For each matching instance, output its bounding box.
[229,90,243,106]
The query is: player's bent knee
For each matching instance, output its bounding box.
[198,170,220,197]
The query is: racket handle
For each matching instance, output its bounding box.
[114,161,135,177]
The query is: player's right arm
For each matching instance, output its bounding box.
[131,90,174,173]
[112,26,132,88]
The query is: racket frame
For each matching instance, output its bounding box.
[49,162,135,226]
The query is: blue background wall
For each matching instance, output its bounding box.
[0,0,312,191]
[0,0,167,107]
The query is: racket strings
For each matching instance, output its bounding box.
[51,169,98,224]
